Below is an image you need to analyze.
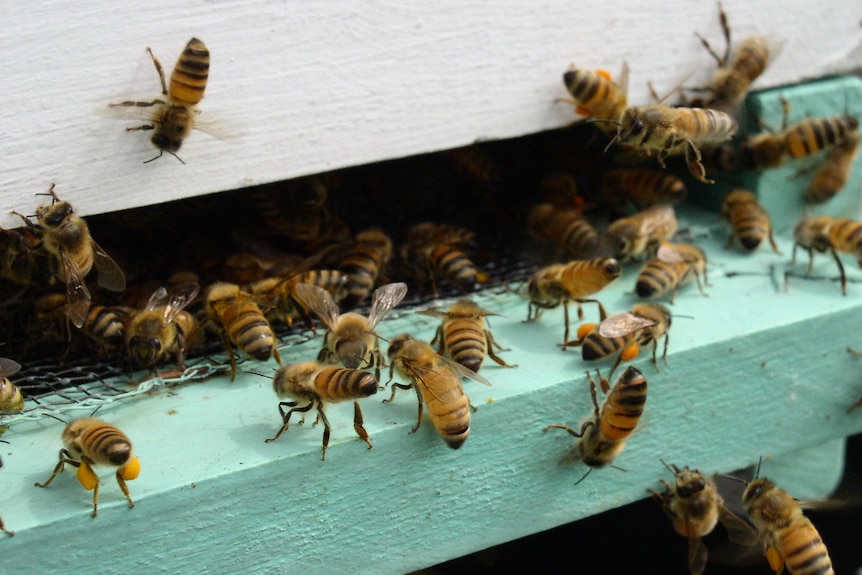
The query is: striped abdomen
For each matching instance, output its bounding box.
[728,203,772,251]
[0,378,24,414]
[807,132,860,204]
[599,366,647,441]
[715,35,770,103]
[775,519,834,575]
[784,116,859,159]
[826,218,862,258]
[674,108,738,143]
[602,168,687,207]
[85,305,127,347]
[339,245,384,305]
[65,418,133,467]
[443,318,487,373]
[215,300,276,361]
[169,37,209,105]
[563,68,626,120]
[427,244,477,291]
[560,257,621,298]
[635,259,685,299]
[419,367,471,449]
[314,366,379,401]
[581,330,634,362]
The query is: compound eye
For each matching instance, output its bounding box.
[629,120,645,137]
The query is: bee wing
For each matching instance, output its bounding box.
[367,282,408,328]
[294,282,340,328]
[438,354,492,386]
[91,240,126,292]
[639,205,677,237]
[656,242,685,264]
[415,308,449,319]
[597,312,656,338]
[716,503,758,548]
[144,286,170,311]
[686,530,709,575]
[617,61,630,97]
[62,252,92,328]
[160,281,200,326]
[0,357,22,377]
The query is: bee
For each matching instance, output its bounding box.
[12,185,126,328]
[527,203,602,260]
[384,333,491,449]
[205,282,282,380]
[248,269,347,329]
[567,303,672,382]
[337,228,394,308]
[0,226,54,287]
[110,37,209,162]
[417,299,517,373]
[543,366,647,483]
[600,168,687,209]
[722,189,779,253]
[0,357,24,414]
[522,258,621,345]
[127,282,201,373]
[635,242,708,303]
[559,63,629,122]
[604,204,679,262]
[610,106,738,183]
[265,361,378,460]
[691,3,773,112]
[792,215,862,295]
[83,304,134,352]
[742,473,834,575]
[401,222,483,295]
[35,417,141,518]
[295,282,408,377]
[805,129,860,204]
[649,462,757,575]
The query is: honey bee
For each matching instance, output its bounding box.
[83,304,134,351]
[127,282,201,373]
[742,473,834,575]
[600,168,688,209]
[417,299,517,373]
[691,3,773,112]
[635,242,708,303]
[401,222,483,295]
[805,129,860,204]
[265,361,379,460]
[35,417,141,518]
[337,228,394,308]
[543,366,647,482]
[110,37,209,162]
[649,462,757,575]
[604,204,679,262]
[384,333,491,449]
[522,258,621,345]
[567,303,672,381]
[0,357,24,414]
[527,203,601,260]
[610,106,738,183]
[792,215,862,295]
[248,269,347,328]
[205,282,282,380]
[295,282,408,377]
[722,189,779,253]
[0,226,54,287]
[12,185,126,328]
[559,63,629,122]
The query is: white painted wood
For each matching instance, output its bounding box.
[1,0,860,227]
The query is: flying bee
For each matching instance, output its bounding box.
[417,299,517,373]
[604,204,679,262]
[527,203,602,260]
[127,281,201,373]
[337,228,394,308]
[110,37,209,163]
[12,185,126,328]
[401,222,484,295]
[649,462,757,575]
[609,106,738,183]
[384,333,491,449]
[35,417,141,518]
[567,303,672,382]
[205,281,282,380]
[265,361,379,460]
[0,357,24,414]
[543,366,647,483]
[600,168,687,209]
[722,189,779,253]
[792,215,862,295]
[742,472,834,575]
[295,282,408,378]
[805,129,860,204]
[559,63,629,123]
[635,242,708,303]
[522,257,621,345]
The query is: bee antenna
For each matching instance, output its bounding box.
[43,412,69,425]
[718,473,749,486]
[89,405,103,418]
[573,467,593,486]
[670,314,695,320]
[144,150,186,165]
[603,134,620,154]
[242,369,277,379]
[753,456,763,480]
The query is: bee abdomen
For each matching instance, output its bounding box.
[170,38,209,105]
[225,305,275,361]
[0,379,24,414]
[581,334,622,361]
[84,425,132,466]
[635,261,677,298]
[429,245,477,291]
[446,323,486,372]
[318,367,378,400]
[779,520,833,575]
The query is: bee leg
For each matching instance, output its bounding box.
[382,382,413,404]
[561,301,572,347]
[351,401,373,450]
[90,480,101,518]
[682,140,714,184]
[430,326,444,354]
[114,469,135,510]
[0,516,13,537]
[766,229,780,255]
[586,370,606,408]
[828,245,847,295]
[264,400,307,443]
[34,449,76,488]
[145,46,169,96]
[485,331,517,368]
[661,334,670,367]
[542,423,582,437]
[410,385,425,434]
[317,403,332,461]
[272,346,283,366]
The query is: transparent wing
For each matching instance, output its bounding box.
[687,530,709,575]
[144,286,169,311]
[0,357,22,377]
[367,282,408,328]
[160,281,200,326]
[439,354,492,386]
[91,240,126,292]
[294,283,341,328]
[62,252,91,328]
[598,312,656,338]
[657,242,686,264]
